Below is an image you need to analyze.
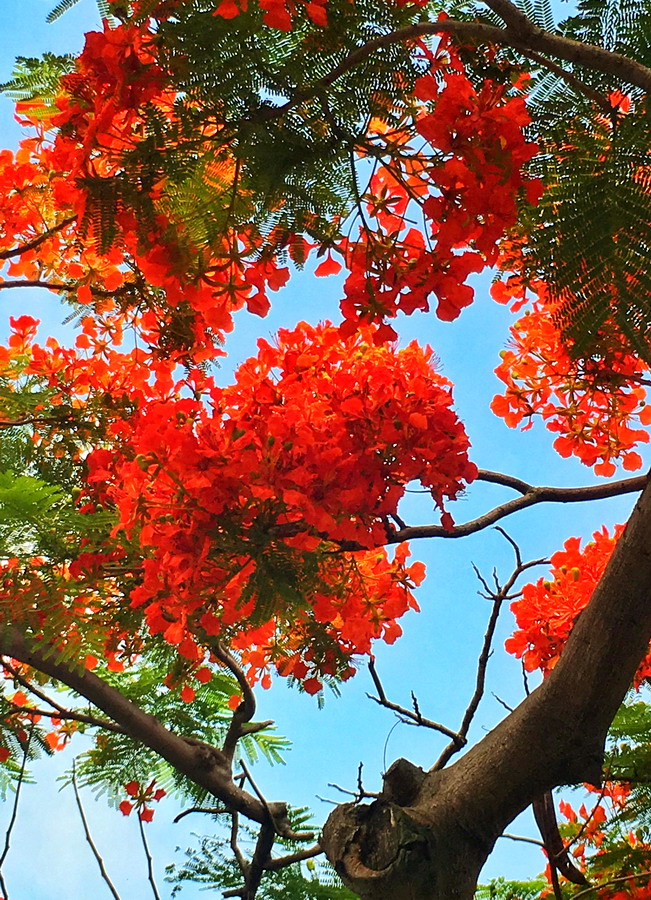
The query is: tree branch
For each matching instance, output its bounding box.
[309,17,651,96]
[0,630,276,827]
[1,658,127,735]
[433,537,548,769]
[0,280,73,291]
[264,844,323,871]
[0,724,33,900]
[0,217,77,261]
[242,823,275,900]
[322,477,651,898]
[366,657,464,744]
[211,642,265,762]
[71,761,123,900]
[137,814,161,900]
[391,474,647,542]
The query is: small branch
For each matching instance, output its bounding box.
[476,469,535,494]
[391,475,647,542]
[1,659,126,734]
[520,48,613,113]
[533,792,590,887]
[137,815,161,900]
[367,658,464,744]
[500,832,545,847]
[433,536,548,770]
[0,280,73,291]
[4,702,127,735]
[327,779,380,802]
[212,642,257,762]
[572,870,651,899]
[0,724,33,900]
[264,844,323,871]
[230,812,249,878]
[560,785,607,859]
[312,18,651,94]
[172,805,227,823]
[492,693,514,713]
[72,761,122,900]
[0,217,77,261]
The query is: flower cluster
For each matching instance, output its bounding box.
[506,526,651,684]
[491,279,651,475]
[83,322,475,688]
[119,779,166,821]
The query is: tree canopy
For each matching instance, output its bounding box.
[2,0,651,898]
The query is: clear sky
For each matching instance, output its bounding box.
[0,2,646,898]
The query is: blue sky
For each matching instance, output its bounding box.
[0,2,646,897]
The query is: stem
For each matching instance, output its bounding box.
[0,725,33,900]
[137,815,161,900]
[71,762,122,900]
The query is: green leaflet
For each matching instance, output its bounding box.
[167,807,357,899]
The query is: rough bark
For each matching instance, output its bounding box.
[321,474,651,900]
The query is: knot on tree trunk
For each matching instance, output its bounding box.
[321,799,437,898]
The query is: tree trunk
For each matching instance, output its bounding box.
[321,474,651,899]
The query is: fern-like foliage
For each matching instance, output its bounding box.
[69,640,289,806]
[485,1,651,363]
[474,877,547,900]
[0,53,75,112]
[46,0,112,24]
[167,807,358,899]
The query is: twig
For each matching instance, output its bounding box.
[327,780,380,801]
[265,844,323,871]
[0,724,33,900]
[572,870,651,899]
[1,659,127,735]
[367,657,464,743]
[492,693,514,713]
[560,785,608,859]
[433,536,548,769]
[0,217,77,260]
[500,832,545,847]
[137,815,161,900]
[239,759,273,824]
[172,805,228,823]
[71,761,122,900]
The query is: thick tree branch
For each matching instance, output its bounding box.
[0,629,274,827]
[312,18,651,96]
[322,476,651,899]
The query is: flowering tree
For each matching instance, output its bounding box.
[2,0,651,898]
